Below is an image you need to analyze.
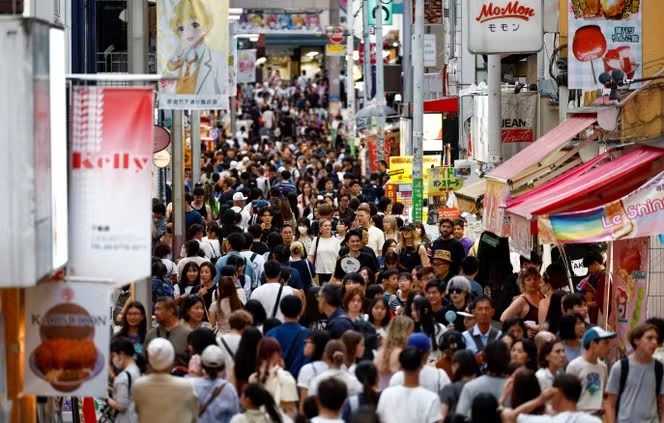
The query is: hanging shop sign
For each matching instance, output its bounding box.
[236,10,328,34]
[483,179,511,236]
[567,0,642,90]
[611,238,649,356]
[157,0,230,110]
[538,170,664,244]
[468,0,544,54]
[389,155,442,186]
[368,0,393,25]
[24,282,112,397]
[428,166,464,197]
[237,49,257,83]
[471,91,538,163]
[68,87,153,283]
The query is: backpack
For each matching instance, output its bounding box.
[346,316,378,361]
[616,357,663,417]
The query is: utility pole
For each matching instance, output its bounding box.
[362,0,371,106]
[329,0,342,118]
[230,21,237,138]
[412,0,424,223]
[127,0,149,309]
[401,0,413,156]
[191,111,201,184]
[375,0,386,161]
[346,1,356,150]
[487,55,502,168]
[172,112,185,260]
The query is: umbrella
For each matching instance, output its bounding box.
[355,104,398,119]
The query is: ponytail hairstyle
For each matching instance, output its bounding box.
[110,336,146,374]
[354,360,379,407]
[243,383,283,423]
[323,340,347,369]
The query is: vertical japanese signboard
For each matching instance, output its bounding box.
[568,0,642,89]
[157,0,230,109]
[69,87,153,283]
[468,0,544,54]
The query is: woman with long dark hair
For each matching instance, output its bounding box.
[107,336,143,423]
[299,286,326,331]
[249,338,298,418]
[440,349,477,419]
[230,383,284,423]
[367,297,391,339]
[179,294,210,330]
[510,338,538,371]
[410,296,446,362]
[116,301,147,353]
[232,327,263,395]
[341,361,380,422]
[541,290,565,335]
[297,330,331,410]
[499,368,544,415]
[210,276,244,334]
[175,261,201,304]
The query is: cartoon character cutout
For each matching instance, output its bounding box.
[165,0,226,96]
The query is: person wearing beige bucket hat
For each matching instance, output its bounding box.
[431,250,454,284]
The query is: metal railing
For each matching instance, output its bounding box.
[96,51,157,74]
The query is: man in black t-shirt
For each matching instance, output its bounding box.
[333,229,378,282]
[431,218,466,276]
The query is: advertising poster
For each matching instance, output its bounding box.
[388,155,441,186]
[24,283,112,397]
[611,238,649,356]
[236,10,326,33]
[157,0,230,110]
[568,0,642,89]
[539,170,664,244]
[69,87,153,283]
[483,179,511,236]
[428,166,463,197]
[237,49,256,83]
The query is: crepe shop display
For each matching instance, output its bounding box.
[572,25,607,83]
[30,303,104,392]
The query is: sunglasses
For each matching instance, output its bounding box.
[449,288,465,295]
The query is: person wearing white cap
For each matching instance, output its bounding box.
[231,192,251,230]
[191,345,240,423]
[133,338,198,423]
[566,326,615,415]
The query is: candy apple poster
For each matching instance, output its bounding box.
[568,0,642,90]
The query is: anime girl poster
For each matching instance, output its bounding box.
[157,0,230,110]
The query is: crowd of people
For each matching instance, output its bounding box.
[104,73,664,423]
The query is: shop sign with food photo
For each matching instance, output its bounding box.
[568,0,642,89]
[24,283,111,397]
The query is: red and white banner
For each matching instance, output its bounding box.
[69,87,153,283]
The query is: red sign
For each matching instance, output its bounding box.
[385,184,398,202]
[359,42,389,64]
[329,26,345,44]
[502,129,534,143]
[476,1,536,23]
[438,208,462,219]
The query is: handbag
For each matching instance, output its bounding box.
[311,236,321,286]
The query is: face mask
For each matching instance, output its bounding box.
[112,355,123,369]
[298,226,308,234]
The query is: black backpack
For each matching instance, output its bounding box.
[616,357,663,417]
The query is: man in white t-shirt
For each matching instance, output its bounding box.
[248,260,295,322]
[378,344,443,423]
[566,326,615,414]
[389,333,451,407]
[502,374,601,423]
[354,203,385,257]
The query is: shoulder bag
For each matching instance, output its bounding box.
[198,382,227,417]
[311,236,321,286]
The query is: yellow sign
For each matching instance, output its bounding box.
[428,166,464,196]
[389,156,441,185]
[325,44,346,56]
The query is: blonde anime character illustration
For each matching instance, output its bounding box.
[166,0,226,95]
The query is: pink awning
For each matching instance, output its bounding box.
[506,146,664,220]
[487,114,597,183]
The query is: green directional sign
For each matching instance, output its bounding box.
[412,178,423,223]
[368,0,393,25]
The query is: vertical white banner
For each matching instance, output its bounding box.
[24,283,112,397]
[237,49,256,83]
[68,87,153,283]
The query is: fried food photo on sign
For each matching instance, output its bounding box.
[32,302,100,386]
